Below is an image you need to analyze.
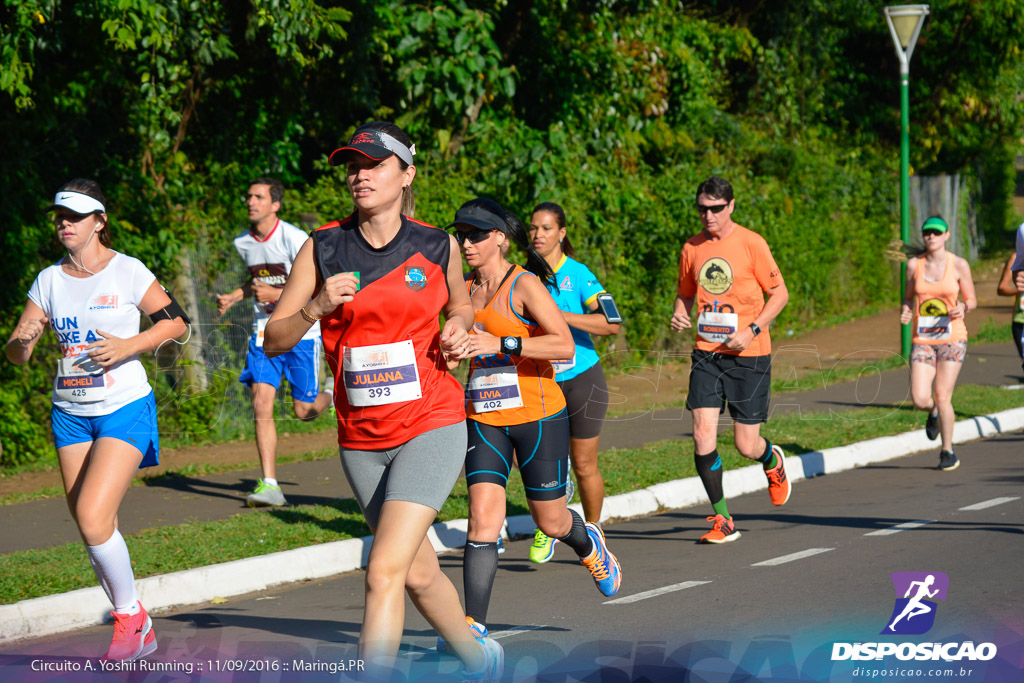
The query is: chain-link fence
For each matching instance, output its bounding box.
[153,223,325,443]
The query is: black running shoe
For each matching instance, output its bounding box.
[925,412,940,441]
[937,451,960,471]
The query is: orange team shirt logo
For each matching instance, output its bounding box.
[919,299,948,316]
[698,258,733,295]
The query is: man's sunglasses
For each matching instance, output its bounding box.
[922,229,945,238]
[454,228,496,245]
[696,203,729,215]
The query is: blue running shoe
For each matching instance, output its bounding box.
[436,616,488,653]
[462,636,503,681]
[581,522,621,597]
[496,537,505,555]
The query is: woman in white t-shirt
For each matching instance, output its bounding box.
[5,178,187,662]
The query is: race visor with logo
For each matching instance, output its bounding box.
[46,191,105,215]
[445,204,505,233]
[329,129,416,167]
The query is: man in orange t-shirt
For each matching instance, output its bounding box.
[670,176,791,544]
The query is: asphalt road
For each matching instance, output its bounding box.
[2,430,1020,682]
[1,341,1021,555]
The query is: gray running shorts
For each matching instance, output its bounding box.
[339,421,468,527]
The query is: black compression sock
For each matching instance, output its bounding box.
[695,449,726,507]
[758,440,776,469]
[463,540,499,625]
[558,508,593,558]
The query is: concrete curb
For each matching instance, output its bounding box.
[3,405,1023,644]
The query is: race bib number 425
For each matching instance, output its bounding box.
[55,355,108,403]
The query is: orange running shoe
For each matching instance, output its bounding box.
[764,444,791,506]
[581,522,621,597]
[102,602,157,661]
[700,514,741,544]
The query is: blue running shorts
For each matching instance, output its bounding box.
[238,336,322,402]
[51,391,160,469]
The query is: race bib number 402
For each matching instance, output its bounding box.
[467,365,524,413]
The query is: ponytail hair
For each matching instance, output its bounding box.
[532,201,575,258]
[459,198,556,288]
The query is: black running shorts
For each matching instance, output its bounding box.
[557,362,609,440]
[685,349,772,424]
[466,409,570,501]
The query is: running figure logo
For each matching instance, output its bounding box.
[882,571,949,635]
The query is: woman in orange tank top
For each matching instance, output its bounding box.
[445,198,622,640]
[900,216,977,471]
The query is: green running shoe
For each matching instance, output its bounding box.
[246,479,287,507]
[529,528,558,563]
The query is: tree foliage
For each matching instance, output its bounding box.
[1,0,1022,464]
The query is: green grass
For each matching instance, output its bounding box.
[0,447,339,507]
[2,383,1022,605]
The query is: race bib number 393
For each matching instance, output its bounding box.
[343,340,422,406]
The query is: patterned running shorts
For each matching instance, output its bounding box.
[910,341,967,366]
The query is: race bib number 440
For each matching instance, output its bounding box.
[343,340,422,406]
[697,311,738,344]
[467,365,524,413]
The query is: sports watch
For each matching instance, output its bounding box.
[501,336,523,356]
[748,322,762,337]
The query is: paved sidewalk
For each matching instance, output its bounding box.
[0,341,1020,555]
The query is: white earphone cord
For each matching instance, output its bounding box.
[66,218,101,275]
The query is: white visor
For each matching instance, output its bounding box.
[48,191,105,215]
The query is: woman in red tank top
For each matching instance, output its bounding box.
[899,216,976,471]
[263,123,502,679]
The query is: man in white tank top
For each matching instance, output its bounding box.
[217,178,334,506]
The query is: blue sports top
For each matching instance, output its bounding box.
[547,254,608,381]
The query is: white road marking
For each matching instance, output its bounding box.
[603,581,711,605]
[959,496,1020,511]
[751,548,834,566]
[490,624,548,640]
[864,520,935,536]
[403,624,548,657]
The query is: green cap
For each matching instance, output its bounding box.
[921,217,949,233]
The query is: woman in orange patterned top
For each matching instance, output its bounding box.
[446,198,622,642]
[900,216,976,471]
